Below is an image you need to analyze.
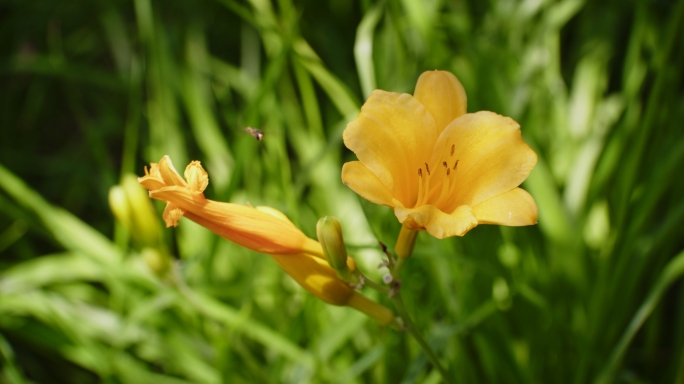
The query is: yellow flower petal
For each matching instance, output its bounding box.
[343,90,438,207]
[147,162,162,178]
[472,187,538,226]
[341,161,394,206]
[158,156,188,187]
[269,252,355,306]
[184,160,208,193]
[162,202,185,227]
[255,205,296,225]
[434,111,537,212]
[254,206,326,259]
[138,177,166,191]
[394,203,478,238]
[414,70,467,132]
[149,187,311,254]
[139,163,166,190]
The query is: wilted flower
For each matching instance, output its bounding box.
[139,156,394,325]
[139,156,322,255]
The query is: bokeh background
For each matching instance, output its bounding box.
[1,0,684,383]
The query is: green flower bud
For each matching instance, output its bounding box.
[316,216,354,282]
[121,174,162,245]
[109,185,132,229]
[141,247,171,276]
[109,174,162,247]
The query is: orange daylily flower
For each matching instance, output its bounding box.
[139,156,322,255]
[342,70,538,238]
[138,157,394,324]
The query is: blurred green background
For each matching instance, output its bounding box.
[1,0,684,383]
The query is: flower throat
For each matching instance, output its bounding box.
[416,142,459,209]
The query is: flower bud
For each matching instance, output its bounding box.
[109,174,163,247]
[316,216,354,282]
[122,174,163,244]
[109,185,132,229]
[141,247,171,276]
[270,252,396,326]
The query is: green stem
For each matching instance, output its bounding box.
[388,226,452,381]
[392,225,417,280]
[391,256,407,281]
[361,274,390,294]
[392,292,454,384]
[395,225,418,258]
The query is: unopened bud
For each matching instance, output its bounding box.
[122,175,163,243]
[492,277,512,310]
[141,247,171,276]
[109,185,132,229]
[184,160,208,194]
[109,174,162,247]
[316,216,354,282]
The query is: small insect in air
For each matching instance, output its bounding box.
[244,126,264,141]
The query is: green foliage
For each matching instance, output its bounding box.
[1,0,684,383]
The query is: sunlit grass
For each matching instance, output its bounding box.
[1,0,684,383]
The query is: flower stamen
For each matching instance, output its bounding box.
[436,168,451,205]
[417,168,424,205]
[421,140,459,208]
[416,164,432,207]
[434,160,460,209]
[442,161,461,208]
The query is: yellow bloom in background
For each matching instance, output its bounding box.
[342,70,538,238]
[109,174,163,247]
[138,156,394,325]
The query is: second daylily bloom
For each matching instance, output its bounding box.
[342,70,538,239]
[138,156,394,325]
[139,156,323,256]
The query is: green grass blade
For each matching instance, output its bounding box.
[354,2,383,98]
[594,250,684,384]
[178,287,316,368]
[294,39,360,117]
[0,163,121,263]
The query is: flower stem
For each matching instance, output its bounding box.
[392,225,417,280]
[347,292,396,326]
[391,292,454,384]
[388,225,453,383]
[395,225,418,259]
[362,275,390,294]
[391,256,407,281]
